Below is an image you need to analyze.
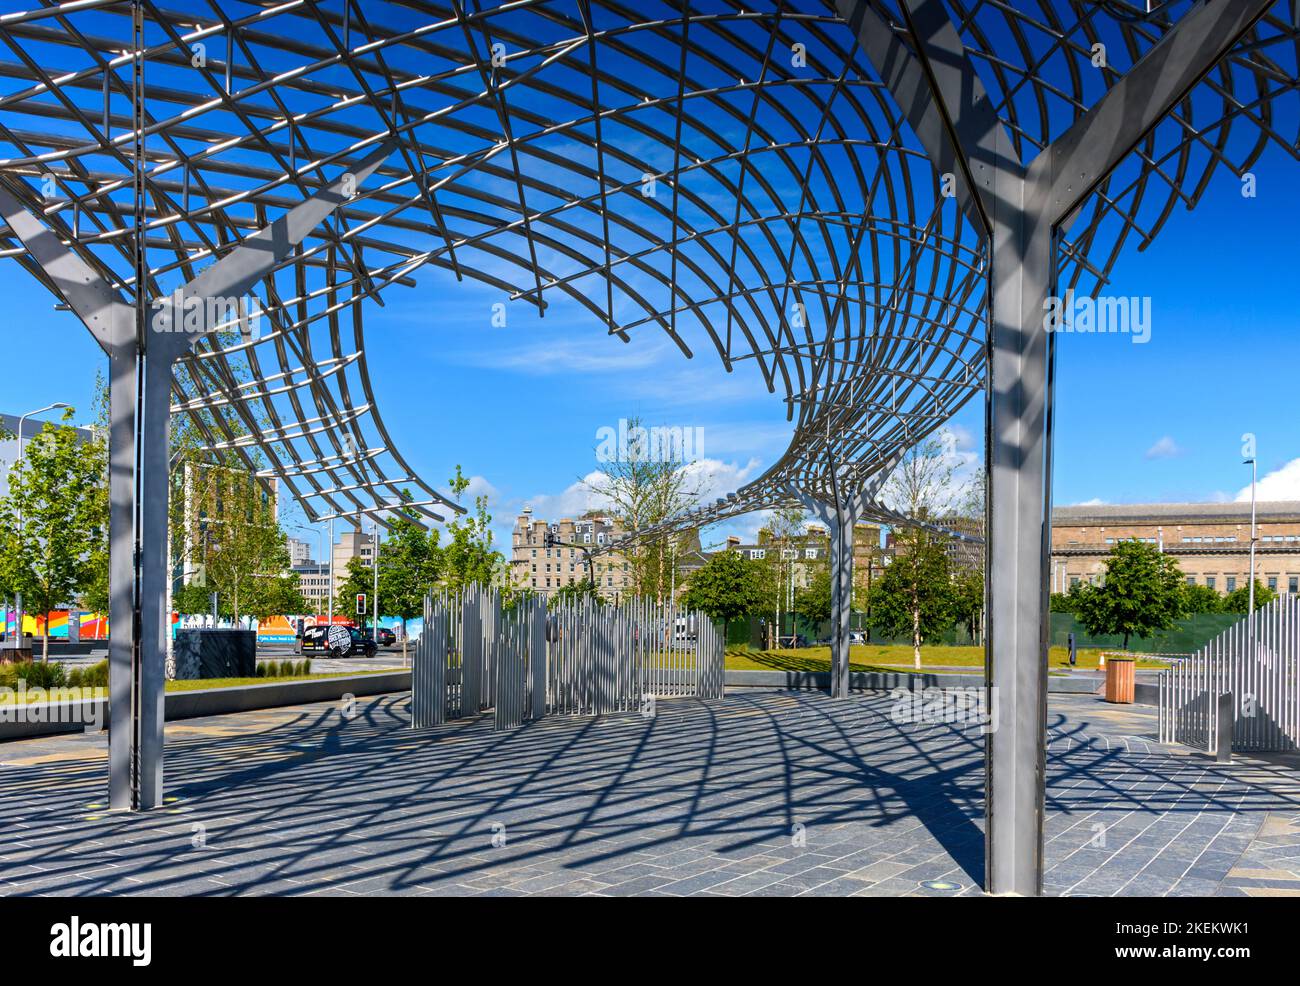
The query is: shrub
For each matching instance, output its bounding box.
[301,659,311,675]
[79,660,108,688]
[8,660,66,689]
[279,660,294,677]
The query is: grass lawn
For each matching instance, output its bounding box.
[0,669,393,704]
[725,644,1170,674]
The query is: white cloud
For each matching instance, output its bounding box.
[1235,457,1300,502]
[1072,497,1107,506]
[450,333,671,376]
[1144,435,1183,460]
[463,474,498,501]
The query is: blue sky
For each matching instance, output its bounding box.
[4,139,1297,557]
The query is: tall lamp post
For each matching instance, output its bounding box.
[371,519,380,635]
[1245,453,1258,623]
[5,402,70,655]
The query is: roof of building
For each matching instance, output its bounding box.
[1053,501,1300,525]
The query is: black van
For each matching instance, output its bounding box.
[300,624,377,659]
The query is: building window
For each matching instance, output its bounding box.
[1206,577,1216,591]
[1268,577,1278,591]
[1226,577,1236,592]
[1186,576,1196,586]
[1290,577,1298,594]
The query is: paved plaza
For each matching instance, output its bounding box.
[1,691,1297,897]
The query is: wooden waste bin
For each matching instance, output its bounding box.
[1104,657,1136,704]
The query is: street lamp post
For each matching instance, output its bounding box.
[371,518,379,635]
[1245,454,1258,622]
[5,402,71,657]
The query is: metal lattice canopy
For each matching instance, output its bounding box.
[0,1,1296,535]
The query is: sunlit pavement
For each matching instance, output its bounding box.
[0,691,1296,897]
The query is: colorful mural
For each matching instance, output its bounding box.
[3,610,410,643]
[4,610,109,639]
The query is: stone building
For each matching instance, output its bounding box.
[1050,501,1300,596]
[511,507,634,600]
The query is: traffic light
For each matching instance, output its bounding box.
[355,593,367,615]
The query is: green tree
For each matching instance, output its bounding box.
[81,374,110,615]
[757,507,807,646]
[378,511,443,639]
[867,538,955,669]
[1221,579,1277,613]
[794,566,832,624]
[0,411,106,659]
[951,568,984,642]
[337,556,376,626]
[1049,591,1076,614]
[681,548,766,640]
[441,465,502,593]
[1179,582,1222,615]
[1073,539,1184,649]
[173,460,293,622]
[585,415,702,603]
[552,578,603,607]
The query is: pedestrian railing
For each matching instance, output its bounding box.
[1157,596,1300,754]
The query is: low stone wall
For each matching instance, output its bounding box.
[0,671,411,742]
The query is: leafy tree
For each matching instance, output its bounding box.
[441,465,501,593]
[337,556,377,626]
[951,568,984,642]
[0,411,106,659]
[757,507,807,646]
[794,566,832,624]
[378,512,443,637]
[1179,582,1222,615]
[1221,579,1277,614]
[867,538,955,669]
[1073,539,1184,649]
[551,578,603,607]
[681,548,767,640]
[81,374,110,615]
[585,415,702,602]
[1049,591,1076,614]
[173,460,293,622]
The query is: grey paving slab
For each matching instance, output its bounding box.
[1,690,1298,896]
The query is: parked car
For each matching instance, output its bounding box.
[365,627,397,647]
[778,634,809,649]
[849,631,867,645]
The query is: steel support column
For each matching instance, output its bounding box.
[790,481,885,698]
[827,509,854,698]
[844,0,1273,895]
[985,141,1053,896]
[0,141,393,809]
